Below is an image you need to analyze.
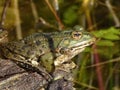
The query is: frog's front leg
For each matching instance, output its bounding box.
[54,47,73,66]
[6,53,52,81]
[54,47,85,66]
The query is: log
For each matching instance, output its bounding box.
[0,59,75,90]
[0,59,49,90]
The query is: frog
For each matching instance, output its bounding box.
[0,26,96,82]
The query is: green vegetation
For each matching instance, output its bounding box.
[0,0,120,90]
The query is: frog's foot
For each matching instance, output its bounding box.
[6,53,52,81]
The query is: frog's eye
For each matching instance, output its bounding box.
[72,31,82,39]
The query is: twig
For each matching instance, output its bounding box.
[30,0,39,22]
[38,17,58,30]
[86,57,120,68]
[14,0,22,39]
[105,63,120,89]
[44,0,64,30]
[53,0,59,12]
[93,45,105,90]
[105,0,120,28]
[73,80,98,90]
[82,0,94,31]
[0,0,11,28]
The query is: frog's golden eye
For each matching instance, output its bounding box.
[72,31,82,39]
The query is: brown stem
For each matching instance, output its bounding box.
[82,0,94,31]
[93,45,105,90]
[53,0,59,11]
[38,17,58,30]
[14,0,22,39]
[85,9,93,30]
[0,0,11,28]
[45,0,64,30]
[105,0,120,28]
[30,0,39,22]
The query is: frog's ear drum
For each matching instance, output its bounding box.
[72,31,82,40]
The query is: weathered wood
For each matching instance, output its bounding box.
[0,59,75,90]
[48,78,74,90]
[0,59,49,90]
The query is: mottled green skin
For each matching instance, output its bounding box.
[0,26,95,80]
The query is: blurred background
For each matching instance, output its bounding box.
[0,0,120,90]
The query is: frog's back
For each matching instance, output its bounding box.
[0,32,51,59]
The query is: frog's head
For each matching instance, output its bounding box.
[57,26,96,54]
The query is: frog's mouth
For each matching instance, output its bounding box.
[70,38,96,51]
